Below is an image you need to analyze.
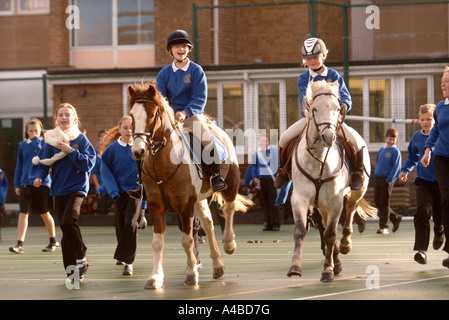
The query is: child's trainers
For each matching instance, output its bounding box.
[9,244,24,254]
[42,241,60,252]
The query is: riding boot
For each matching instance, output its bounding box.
[350,149,365,190]
[207,162,227,192]
[274,147,289,189]
[127,160,143,200]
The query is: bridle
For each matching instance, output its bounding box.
[304,92,346,153]
[296,91,347,207]
[132,99,167,156]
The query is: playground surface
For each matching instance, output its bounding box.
[1,219,448,303]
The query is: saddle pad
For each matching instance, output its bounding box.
[183,132,228,163]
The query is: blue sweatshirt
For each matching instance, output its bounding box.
[425,99,449,157]
[156,60,207,118]
[99,140,139,200]
[298,67,352,112]
[0,169,8,205]
[30,134,96,197]
[401,130,437,182]
[374,146,402,183]
[91,153,103,184]
[251,146,279,179]
[14,137,51,188]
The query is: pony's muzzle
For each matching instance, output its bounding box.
[132,143,145,160]
[321,129,336,147]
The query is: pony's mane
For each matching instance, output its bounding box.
[303,80,340,119]
[129,81,176,126]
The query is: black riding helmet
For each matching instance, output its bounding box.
[301,38,327,59]
[166,30,194,53]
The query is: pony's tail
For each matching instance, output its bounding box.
[356,198,378,220]
[211,193,255,213]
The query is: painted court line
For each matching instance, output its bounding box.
[293,274,449,300]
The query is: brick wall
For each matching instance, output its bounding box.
[0,14,51,68]
[49,0,70,67]
[52,83,124,145]
[0,0,70,68]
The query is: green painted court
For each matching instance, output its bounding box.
[1,219,449,301]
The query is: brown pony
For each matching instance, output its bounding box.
[128,82,253,289]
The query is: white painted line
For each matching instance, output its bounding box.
[293,274,449,300]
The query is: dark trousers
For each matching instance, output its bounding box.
[414,177,443,251]
[113,193,141,264]
[434,155,449,253]
[374,176,401,229]
[259,177,280,229]
[54,193,87,271]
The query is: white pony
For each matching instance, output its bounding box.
[287,80,377,282]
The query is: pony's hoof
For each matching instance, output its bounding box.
[340,240,352,254]
[184,274,199,285]
[224,241,236,255]
[320,271,334,282]
[287,265,302,277]
[334,263,342,275]
[213,266,225,279]
[144,278,163,289]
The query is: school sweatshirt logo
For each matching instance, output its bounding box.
[184,74,191,84]
[385,152,391,158]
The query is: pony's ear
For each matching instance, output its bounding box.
[128,85,135,96]
[147,84,157,97]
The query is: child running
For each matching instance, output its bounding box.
[31,103,96,282]
[399,104,443,264]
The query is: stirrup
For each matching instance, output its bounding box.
[350,172,363,190]
[274,169,288,189]
[127,184,143,200]
[210,173,227,192]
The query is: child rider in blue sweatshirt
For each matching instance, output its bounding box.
[156,29,226,193]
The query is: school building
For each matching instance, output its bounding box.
[1,0,448,212]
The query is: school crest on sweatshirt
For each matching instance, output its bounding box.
[184,74,191,84]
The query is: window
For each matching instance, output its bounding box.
[404,78,427,141]
[19,0,49,13]
[369,79,391,143]
[117,0,154,45]
[206,83,218,121]
[347,77,364,137]
[72,0,154,47]
[286,78,299,128]
[72,0,112,46]
[0,0,49,15]
[258,83,279,131]
[0,0,13,14]
[222,83,244,130]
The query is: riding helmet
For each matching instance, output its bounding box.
[301,38,327,59]
[166,30,193,52]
